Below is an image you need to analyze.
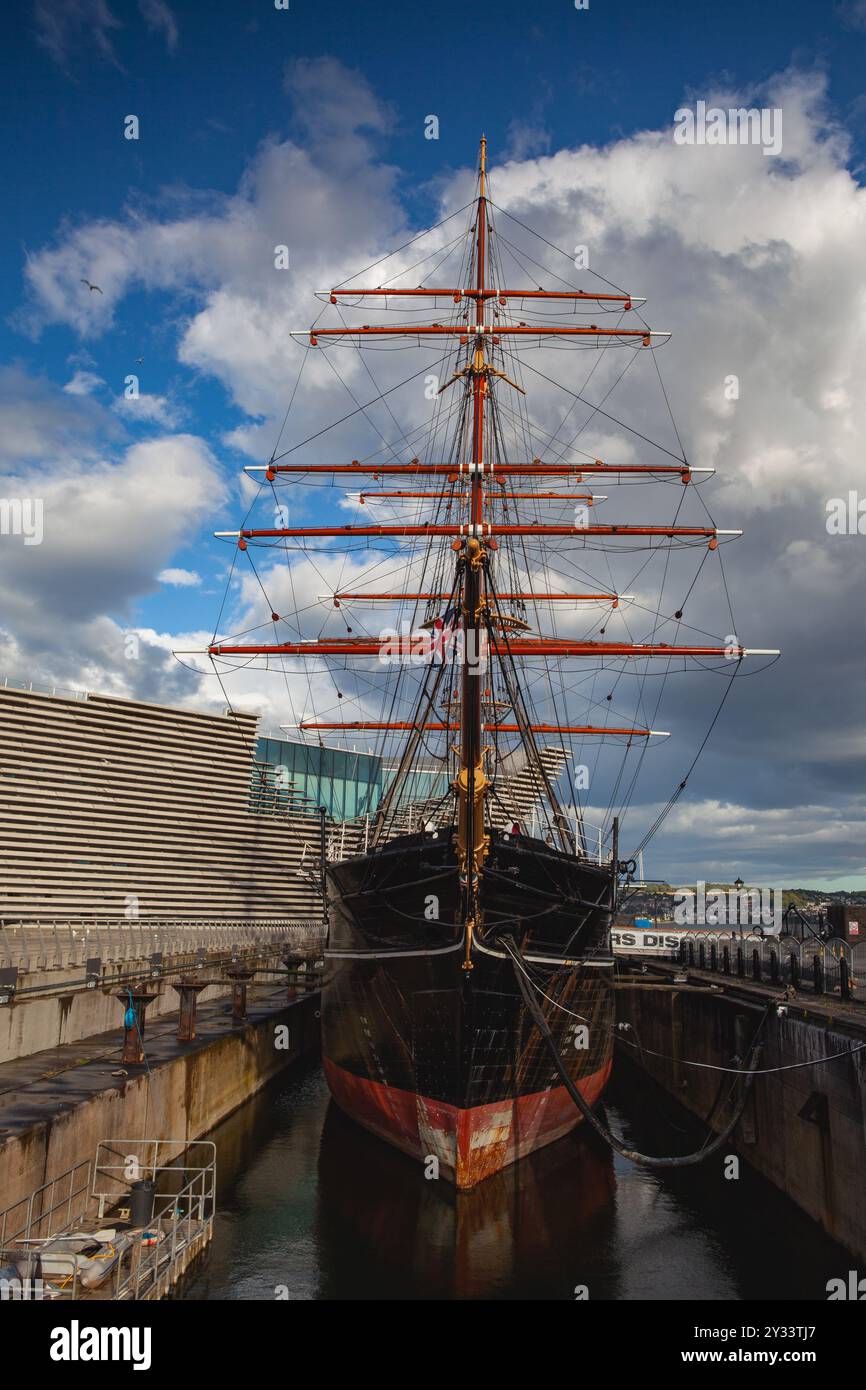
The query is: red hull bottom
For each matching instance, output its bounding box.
[323,1056,612,1189]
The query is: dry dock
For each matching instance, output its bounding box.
[0,981,319,1218]
[0,927,321,1303]
[616,945,866,1260]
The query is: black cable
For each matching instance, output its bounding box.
[504,934,770,1168]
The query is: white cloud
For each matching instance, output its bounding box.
[158,567,201,587]
[32,0,179,70]
[838,0,866,32]
[19,60,403,413]
[138,0,178,51]
[11,62,866,878]
[0,366,115,464]
[20,68,866,506]
[0,425,226,704]
[504,115,552,162]
[629,797,866,883]
[63,370,105,396]
[113,392,183,428]
[33,0,122,68]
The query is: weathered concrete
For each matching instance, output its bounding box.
[616,964,866,1260]
[0,985,320,1219]
[0,949,289,1065]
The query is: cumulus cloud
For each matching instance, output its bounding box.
[504,114,552,162]
[632,799,866,886]
[158,567,201,587]
[0,417,226,703]
[63,369,105,396]
[113,392,183,428]
[0,366,117,464]
[2,433,222,619]
[11,61,866,879]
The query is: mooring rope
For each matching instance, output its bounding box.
[503,935,770,1169]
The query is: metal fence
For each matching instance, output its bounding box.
[0,918,326,973]
[0,1139,216,1302]
[671,932,863,1001]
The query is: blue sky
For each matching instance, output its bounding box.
[3,0,866,639]
[4,0,866,885]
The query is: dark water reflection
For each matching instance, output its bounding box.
[184,1059,849,1301]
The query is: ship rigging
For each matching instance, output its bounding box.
[194,137,778,1187]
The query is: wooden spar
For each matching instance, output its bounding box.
[223,523,731,539]
[308,326,665,342]
[324,287,639,304]
[362,494,600,502]
[291,721,667,736]
[208,638,773,658]
[190,133,778,944]
[325,591,624,602]
[254,462,703,478]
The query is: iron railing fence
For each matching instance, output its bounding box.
[0,918,327,973]
[670,932,863,1000]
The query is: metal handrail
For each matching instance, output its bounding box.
[0,1138,217,1302]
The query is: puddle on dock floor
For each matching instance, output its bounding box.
[183,1059,850,1301]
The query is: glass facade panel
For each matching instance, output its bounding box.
[253,737,383,820]
[252,736,452,822]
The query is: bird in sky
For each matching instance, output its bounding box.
[80,278,103,294]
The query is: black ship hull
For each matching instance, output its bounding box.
[322,826,614,1188]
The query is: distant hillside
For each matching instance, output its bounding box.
[626,884,866,912]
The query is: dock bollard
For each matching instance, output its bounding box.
[282,954,304,1000]
[115,987,159,1064]
[171,977,209,1042]
[225,966,255,1021]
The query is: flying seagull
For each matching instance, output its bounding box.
[80,278,103,294]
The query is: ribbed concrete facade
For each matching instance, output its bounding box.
[0,686,330,922]
[0,684,577,925]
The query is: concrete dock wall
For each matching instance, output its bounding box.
[0,991,320,1220]
[0,961,233,1066]
[616,980,866,1260]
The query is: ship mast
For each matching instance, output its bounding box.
[455,135,490,960]
[207,137,779,967]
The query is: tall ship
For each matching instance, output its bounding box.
[206,138,774,1188]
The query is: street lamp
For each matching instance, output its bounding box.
[733,877,745,937]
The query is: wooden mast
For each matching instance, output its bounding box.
[455,134,489,967]
[205,137,778,927]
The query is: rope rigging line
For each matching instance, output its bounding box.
[503,935,771,1169]
[194,141,769,895]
